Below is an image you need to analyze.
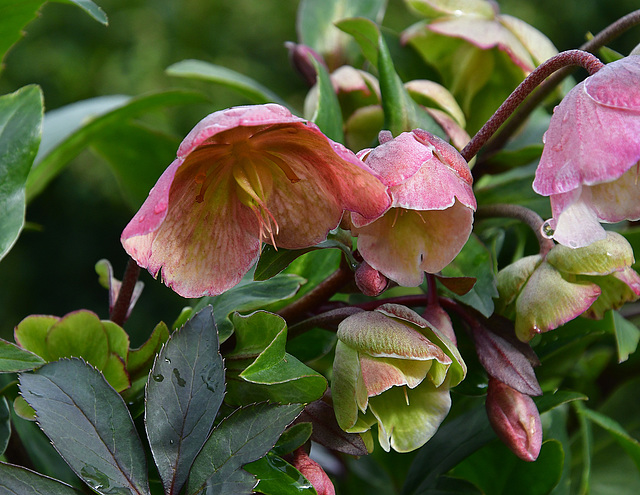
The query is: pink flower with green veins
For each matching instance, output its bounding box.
[533,55,640,248]
[350,129,476,287]
[121,104,390,298]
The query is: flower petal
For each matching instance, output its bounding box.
[332,341,368,430]
[360,354,433,396]
[549,191,607,248]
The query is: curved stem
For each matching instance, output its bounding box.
[277,261,353,325]
[481,9,640,157]
[461,50,604,162]
[476,204,555,256]
[287,306,364,339]
[110,258,141,326]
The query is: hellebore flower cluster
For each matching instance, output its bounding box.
[121,104,390,298]
[496,232,640,342]
[350,129,476,287]
[332,304,466,453]
[533,55,640,248]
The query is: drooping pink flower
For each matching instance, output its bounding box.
[350,130,476,286]
[533,55,640,248]
[121,104,390,298]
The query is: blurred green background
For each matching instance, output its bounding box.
[1,0,639,344]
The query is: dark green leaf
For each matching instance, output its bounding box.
[0,396,9,456]
[0,338,46,372]
[145,307,224,495]
[611,311,640,363]
[533,390,588,414]
[450,439,564,495]
[166,60,287,106]
[0,462,82,495]
[0,2,42,69]
[19,359,150,495]
[309,57,344,143]
[272,423,313,457]
[193,274,305,342]
[580,408,640,472]
[90,121,181,209]
[187,403,304,495]
[440,234,497,317]
[402,402,495,495]
[52,0,108,25]
[245,452,317,495]
[26,91,208,202]
[0,85,43,261]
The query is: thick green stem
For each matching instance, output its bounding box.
[461,50,604,162]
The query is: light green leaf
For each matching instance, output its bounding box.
[0,85,43,261]
[26,91,208,202]
[309,57,344,143]
[0,396,9,456]
[611,310,640,363]
[0,338,46,372]
[52,0,108,25]
[192,274,305,342]
[186,403,304,495]
[167,60,288,107]
[0,1,43,69]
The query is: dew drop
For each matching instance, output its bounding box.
[286,127,298,134]
[138,214,146,223]
[541,221,554,238]
[164,357,171,364]
[169,439,174,445]
[152,374,164,382]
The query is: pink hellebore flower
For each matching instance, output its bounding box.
[121,104,390,298]
[533,56,640,248]
[350,130,476,287]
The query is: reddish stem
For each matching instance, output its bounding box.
[461,50,604,162]
[110,258,141,326]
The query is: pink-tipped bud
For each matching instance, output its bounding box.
[486,377,542,462]
[355,261,389,297]
[285,42,327,86]
[292,448,336,495]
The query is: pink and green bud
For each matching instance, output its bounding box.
[121,104,390,298]
[285,42,328,86]
[355,260,389,297]
[332,303,466,452]
[497,232,640,341]
[486,377,542,462]
[350,130,476,287]
[292,448,335,495]
[533,56,640,248]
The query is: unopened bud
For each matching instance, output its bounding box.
[285,42,327,86]
[486,377,542,462]
[292,448,336,495]
[355,261,389,296]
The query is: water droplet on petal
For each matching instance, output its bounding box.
[138,214,146,223]
[541,221,554,238]
[154,200,167,214]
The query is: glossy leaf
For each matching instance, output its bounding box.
[611,310,640,363]
[19,358,150,495]
[0,462,82,495]
[0,338,45,372]
[440,234,498,317]
[192,274,305,342]
[244,452,317,495]
[166,59,287,106]
[26,90,208,202]
[273,423,313,457]
[127,321,170,379]
[0,1,42,68]
[186,402,304,495]
[0,396,9,456]
[53,0,108,25]
[226,311,327,405]
[146,307,224,495]
[0,85,43,261]
[309,56,344,143]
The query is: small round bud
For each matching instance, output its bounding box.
[355,261,389,296]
